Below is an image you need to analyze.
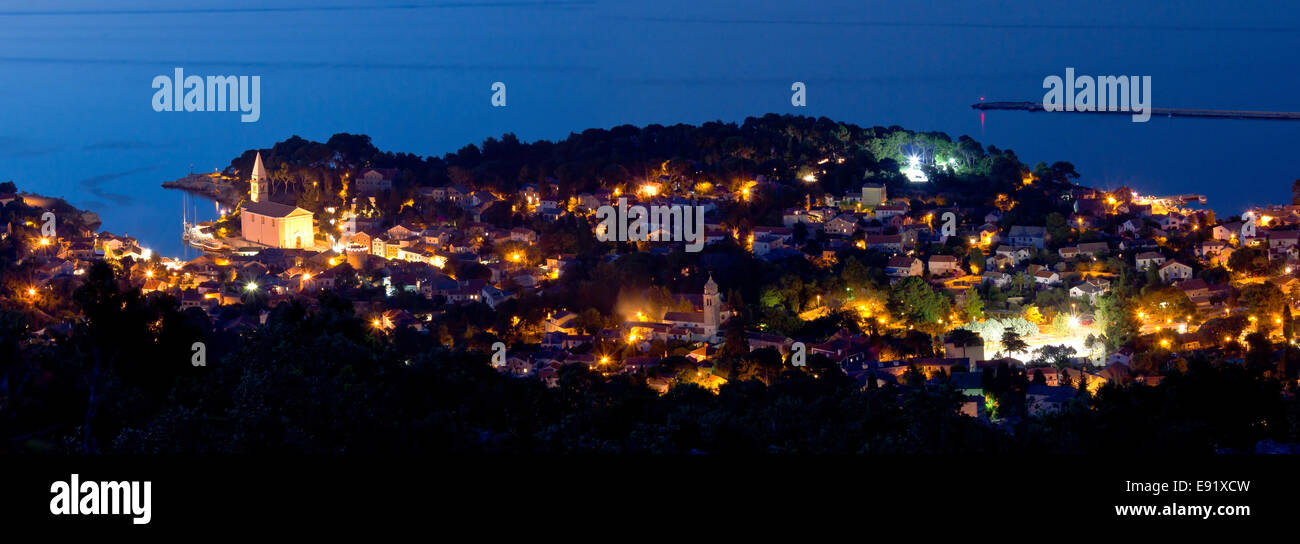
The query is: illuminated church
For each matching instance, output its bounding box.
[625,275,729,343]
[240,152,315,249]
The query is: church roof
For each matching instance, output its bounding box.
[359,167,399,178]
[663,311,706,324]
[243,200,310,218]
[251,152,268,181]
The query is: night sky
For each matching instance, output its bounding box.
[3,0,1300,256]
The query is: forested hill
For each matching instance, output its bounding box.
[225,114,1082,217]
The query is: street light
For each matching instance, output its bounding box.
[245,281,258,292]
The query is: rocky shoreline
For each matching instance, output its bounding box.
[161,173,243,207]
[17,192,102,231]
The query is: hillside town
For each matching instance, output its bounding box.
[4,119,1299,453]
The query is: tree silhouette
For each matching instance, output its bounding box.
[1000,328,1029,358]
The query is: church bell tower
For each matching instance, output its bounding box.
[250,151,269,203]
[703,275,720,332]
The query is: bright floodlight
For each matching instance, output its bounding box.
[1067,316,1080,329]
[903,155,928,183]
[245,281,258,292]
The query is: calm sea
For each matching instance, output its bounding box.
[3,0,1299,257]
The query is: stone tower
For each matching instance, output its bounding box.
[703,274,720,332]
[250,151,269,203]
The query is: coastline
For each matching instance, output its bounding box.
[161,173,243,208]
[17,192,102,231]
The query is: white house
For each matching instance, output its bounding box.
[874,204,908,219]
[1033,269,1060,286]
[752,235,785,256]
[1118,218,1143,235]
[981,271,1012,288]
[1198,240,1228,258]
[1213,222,1242,241]
[995,245,1032,266]
[355,168,396,194]
[886,256,922,278]
[1069,280,1108,304]
[825,215,859,236]
[1268,230,1300,249]
[1158,260,1193,283]
[1135,251,1166,270]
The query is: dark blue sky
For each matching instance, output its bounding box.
[3,0,1300,256]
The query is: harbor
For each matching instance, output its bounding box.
[178,189,235,257]
[973,100,1300,121]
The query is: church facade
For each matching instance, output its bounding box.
[240,152,315,249]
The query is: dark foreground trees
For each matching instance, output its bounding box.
[2,262,1298,454]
